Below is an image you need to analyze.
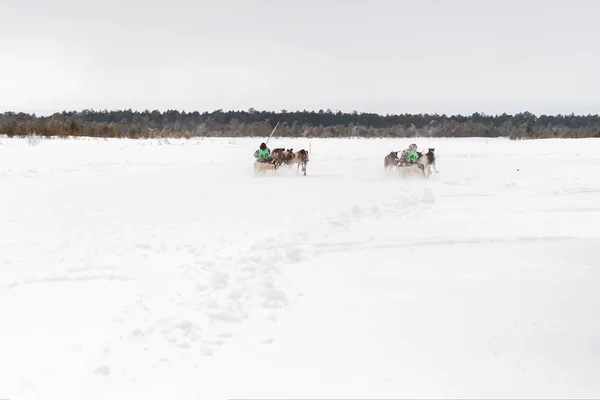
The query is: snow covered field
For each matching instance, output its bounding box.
[1,136,600,399]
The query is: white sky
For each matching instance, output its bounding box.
[1,0,598,116]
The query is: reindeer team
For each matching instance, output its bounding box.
[384,142,438,177]
[253,145,309,176]
[271,148,309,176]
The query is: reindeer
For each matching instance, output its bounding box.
[384,151,400,170]
[271,148,294,167]
[293,149,309,176]
[416,148,438,177]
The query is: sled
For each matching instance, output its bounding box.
[253,160,277,175]
[396,161,426,178]
[384,148,437,179]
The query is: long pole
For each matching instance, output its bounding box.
[265,121,280,145]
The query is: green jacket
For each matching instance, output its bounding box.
[256,148,270,160]
[406,150,418,162]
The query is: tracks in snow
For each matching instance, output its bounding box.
[0,184,438,381]
[92,186,437,375]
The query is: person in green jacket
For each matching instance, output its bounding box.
[254,142,273,163]
[406,147,419,162]
[399,143,419,165]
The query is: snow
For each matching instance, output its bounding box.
[1,136,600,399]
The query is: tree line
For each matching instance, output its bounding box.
[1,109,599,139]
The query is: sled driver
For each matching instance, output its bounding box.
[399,143,419,164]
[254,142,274,163]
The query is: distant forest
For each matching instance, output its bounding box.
[1,109,600,140]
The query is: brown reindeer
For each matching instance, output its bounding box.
[271,148,285,163]
[293,149,309,176]
[271,148,294,167]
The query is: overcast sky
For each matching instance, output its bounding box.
[1,0,598,116]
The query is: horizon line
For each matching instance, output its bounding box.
[2,108,599,118]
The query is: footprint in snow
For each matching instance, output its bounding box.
[94,365,111,376]
[131,328,144,338]
[209,271,229,289]
[266,313,277,322]
[196,283,210,292]
[184,245,197,254]
[204,339,225,346]
[283,246,305,263]
[207,310,244,323]
[175,320,194,332]
[228,290,243,300]
[261,287,288,303]
[421,188,436,204]
[194,259,216,268]
[199,345,213,356]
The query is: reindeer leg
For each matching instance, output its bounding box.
[303,162,306,176]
